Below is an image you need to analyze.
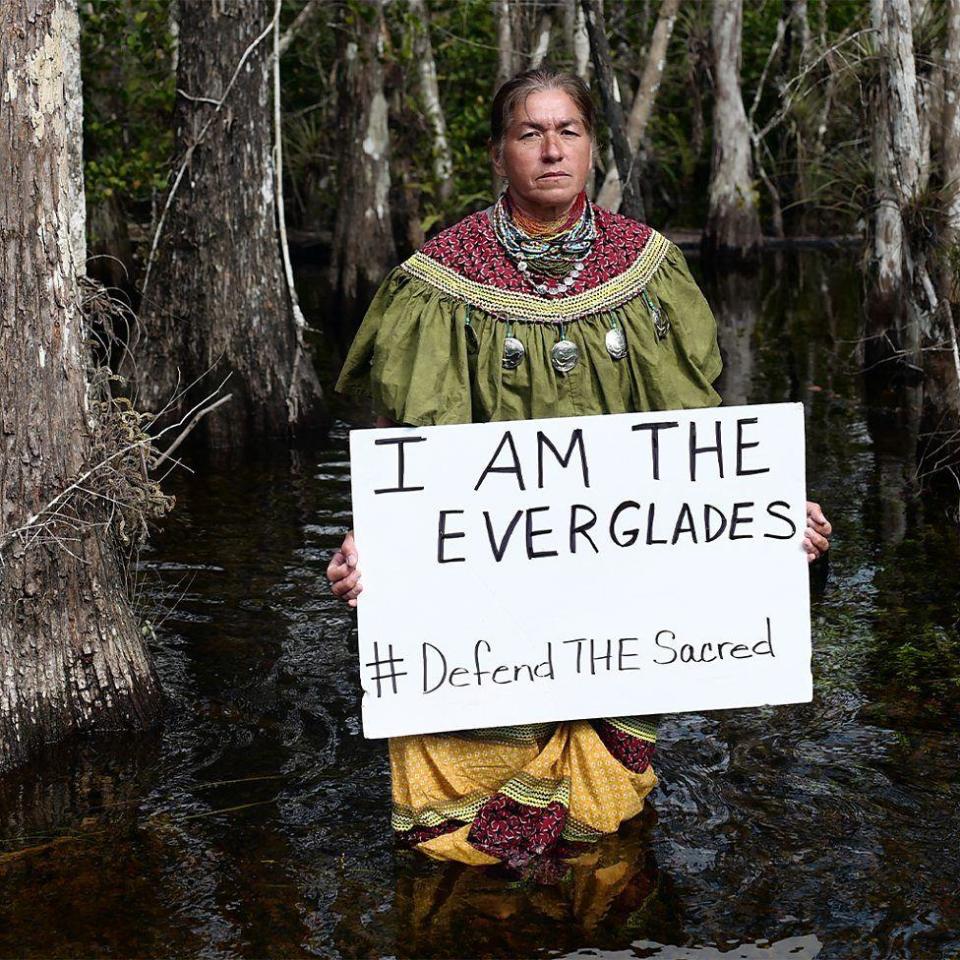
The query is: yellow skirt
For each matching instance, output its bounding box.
[390,717,657,869]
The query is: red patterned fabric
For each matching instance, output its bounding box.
[419,202,654,296]
[591,720,655,773]
[467,795,568,869]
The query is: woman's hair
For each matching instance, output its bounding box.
[489,69,596,158]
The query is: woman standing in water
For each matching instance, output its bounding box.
[327,70,831,871]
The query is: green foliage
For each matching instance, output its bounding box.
[870,531,960,713]
[892,625,960,697]
[79,0,175,213]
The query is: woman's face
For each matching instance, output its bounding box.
[492,88,593,221]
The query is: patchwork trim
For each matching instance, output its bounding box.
[498,772,571,810]
[392,792,489,832]
[439,723,558,745]
[561,814,605,844]
[401,229,672,323]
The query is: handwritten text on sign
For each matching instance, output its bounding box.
[348,403,812,739]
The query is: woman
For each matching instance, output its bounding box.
[327,70,832,871]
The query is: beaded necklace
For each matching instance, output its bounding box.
[510,193,584,237]
[477,190,665,376]
[492,190,596,297]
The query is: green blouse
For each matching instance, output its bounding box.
[334,237,722,427]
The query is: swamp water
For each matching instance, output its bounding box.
[0,252,958,959]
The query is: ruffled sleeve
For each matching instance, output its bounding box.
[333,267,473,426]
[643,242,723,389]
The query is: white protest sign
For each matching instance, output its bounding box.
[348,402,811,739]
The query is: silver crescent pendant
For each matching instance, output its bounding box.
[605,326,627,360]
[502,335,525,370]
[550,338,579,375]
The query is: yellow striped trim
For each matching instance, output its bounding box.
[400,229,672,323]
[392,792,489,831]
[561,814,604,844]
[499,772,570,810]
[605,717,658,743]
[439,722,557,745]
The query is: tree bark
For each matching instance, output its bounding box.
[580,0,645,221]
[0,0,163,774]
[329,0,397,338]
[938,0,960,404]
[703,0,762,257]
[133,0,324,451]
[944,0,960,244]
[869,25,904,335]
[409,0,453,202]
[868,0,932,362]
[595,0,681,212]
[912,0,933,192]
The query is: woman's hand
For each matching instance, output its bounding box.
[327,530,362,607]
[803,501,832,563]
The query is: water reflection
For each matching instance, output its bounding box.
[710,269,759,407]
[0,253,958,959]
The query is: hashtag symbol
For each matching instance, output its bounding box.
[365,642,408,698]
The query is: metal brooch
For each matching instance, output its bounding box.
[643,291,670,342]
[502,335,525,369]
[605,325,627,360]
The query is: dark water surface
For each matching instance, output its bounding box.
[1,253,958,959]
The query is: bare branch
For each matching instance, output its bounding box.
[278,0,322,57]
[152,394,234,469]
[754,28,876,145]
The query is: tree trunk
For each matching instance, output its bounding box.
[878,0,922,201]
[563,0,591,80]
[783,0,811,71]
[703,0,762,257]
[580,0,645,221]
[495,0,522,91]
[944,0,960,245]
[595,0,681,212]
[868,27,904,338]
[938,0,960,405]
[530,8,553,68]
[133,0,324,451]
[409,0,453,202]
[330,0,397,338]
[868,0,933,363]
[912,0,933,193]
[0,0,163,774]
